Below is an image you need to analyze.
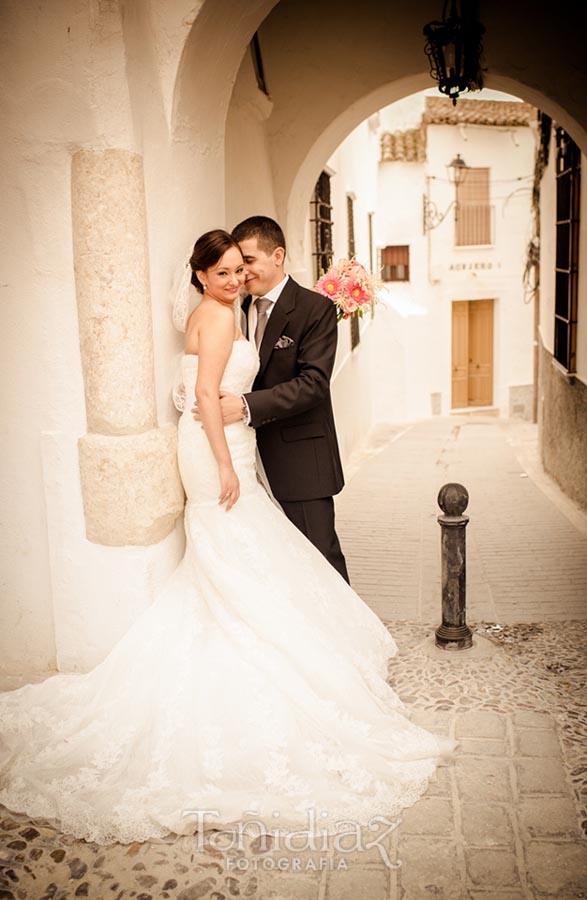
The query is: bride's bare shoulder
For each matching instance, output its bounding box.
[189,301,233,329]
[185,301,234,353]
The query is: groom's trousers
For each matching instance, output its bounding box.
[280,497,350,584]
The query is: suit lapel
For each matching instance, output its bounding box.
[257,278,297,379]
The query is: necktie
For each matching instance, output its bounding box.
[254,297,272,348]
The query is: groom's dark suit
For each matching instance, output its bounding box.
[242,277,349,582]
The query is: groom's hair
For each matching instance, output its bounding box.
[232,216,286,256]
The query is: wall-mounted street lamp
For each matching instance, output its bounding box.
[423,154,469,233]
[423,0,485,106]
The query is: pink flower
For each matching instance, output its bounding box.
[349,261,368,279]
[342,297,359,314]
[315,257,380,321]
[315,272,344,299]
[347,281,369,305]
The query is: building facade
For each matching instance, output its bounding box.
[376,93,536,421]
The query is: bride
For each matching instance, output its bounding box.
[0,230,453,846]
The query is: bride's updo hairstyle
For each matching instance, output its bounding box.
[189,229,243,293]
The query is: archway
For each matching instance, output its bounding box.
[282,71,587,272]
[224,0,584,260]
[167,0,587,271]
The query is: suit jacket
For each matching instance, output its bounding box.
[242,277,345,503]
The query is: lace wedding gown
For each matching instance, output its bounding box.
[0,340,452,845]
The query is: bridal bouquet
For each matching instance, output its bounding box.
[314,258,380,321]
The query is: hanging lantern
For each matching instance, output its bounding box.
[447,153,469,185]
[422,154,469,232]
[423,0,485,106]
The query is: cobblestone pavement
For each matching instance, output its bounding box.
[1,417,586,899]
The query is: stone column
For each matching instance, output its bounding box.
[72,149,184,546]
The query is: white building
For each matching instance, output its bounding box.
[374,92,536,421]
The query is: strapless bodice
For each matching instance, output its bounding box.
[177,339,259,505]
[181,340,259,404]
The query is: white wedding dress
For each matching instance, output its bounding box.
[0,340,452,845]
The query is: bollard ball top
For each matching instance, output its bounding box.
[438,483,469,516]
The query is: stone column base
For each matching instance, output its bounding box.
[79,425,185,546]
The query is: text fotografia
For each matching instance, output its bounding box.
[181,808,401,869]
[227,855,348,872]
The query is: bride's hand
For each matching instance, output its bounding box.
[219,465,240,511]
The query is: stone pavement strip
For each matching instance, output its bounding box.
[1,417,587,900]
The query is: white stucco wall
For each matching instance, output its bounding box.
[375,159,432,420]
[324,118,382,464]
[0,0,188,676]
[225,49,277,228]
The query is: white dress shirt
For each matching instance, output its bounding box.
[246,274,290,341]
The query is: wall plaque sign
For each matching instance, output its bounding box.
[448,261,501,271]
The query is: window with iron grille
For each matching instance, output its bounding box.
[310,172,333,281]
[554,127,580,373]
[455,168,492,246]
[347,195,360,349]
[382,245,410,281]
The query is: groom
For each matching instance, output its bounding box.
[208,215,349,583]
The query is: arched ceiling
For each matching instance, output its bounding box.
[251,0,587,236]
[172,0,278,139]
[170,0,587,254]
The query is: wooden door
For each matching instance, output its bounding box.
[468,299,494,405]
[451,300,494,408]
[451,301,469,408]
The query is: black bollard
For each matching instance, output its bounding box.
[435,483,473,650]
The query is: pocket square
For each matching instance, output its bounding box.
[274,335,295,349]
